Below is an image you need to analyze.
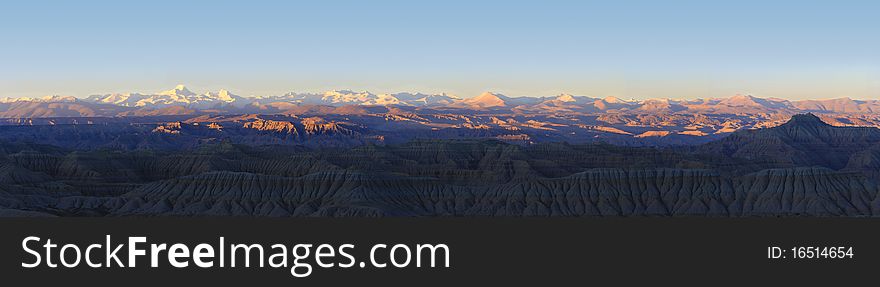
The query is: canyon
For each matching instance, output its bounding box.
[0,112,878,217]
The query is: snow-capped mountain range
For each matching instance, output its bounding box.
[2,85,880,117]
[257,90,461,106]
[0,95,78,103]
[68,85,463,109]
[83,85,249,109]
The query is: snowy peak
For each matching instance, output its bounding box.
[638,98,674,111]
[40,95,77,102]
[460,92,509,108]
[641,98,670,103]
[257,90,460,107]
[205,89,238,103]
[321,90,376,104]
[158,84,196,97]
[547,93,589,102]
[719,94,762,107]
[540,93,591,105]
[389,92,460,106]
[85,85,247,109]
[0,95,77,103]
[555,94,576,102]
[602,96,627,104]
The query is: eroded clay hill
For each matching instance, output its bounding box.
[1,114,879,217]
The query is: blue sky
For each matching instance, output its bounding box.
[1,0,878,100]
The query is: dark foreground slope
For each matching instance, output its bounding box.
[0,114,878,217]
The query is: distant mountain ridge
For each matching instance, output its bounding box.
[84,85,249,109]
[3,85,880,118]
[2,86,880,145]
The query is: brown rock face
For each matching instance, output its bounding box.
[243,119,298,135]
[301,117,356,136]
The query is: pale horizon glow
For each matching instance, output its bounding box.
[1,1,878,100]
